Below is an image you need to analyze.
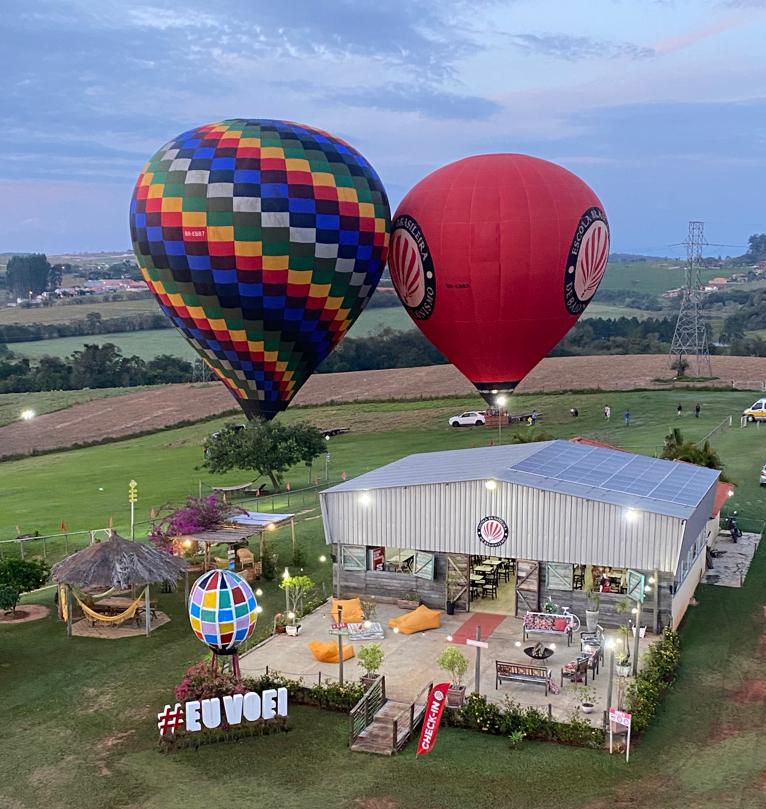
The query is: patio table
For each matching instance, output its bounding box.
[475,565,493,573]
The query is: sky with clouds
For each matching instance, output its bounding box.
[2,0,765,255]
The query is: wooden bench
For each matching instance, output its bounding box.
[495,661,550,695]
[523,612,573,646]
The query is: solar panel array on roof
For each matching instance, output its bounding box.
[510,442,713,507]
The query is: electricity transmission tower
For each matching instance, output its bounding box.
[669,221,712,378]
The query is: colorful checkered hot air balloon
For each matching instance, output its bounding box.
[130,119,391,420]
[188,569,258,655]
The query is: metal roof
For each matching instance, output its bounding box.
[323,440,719,519]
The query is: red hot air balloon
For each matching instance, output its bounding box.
[388,154,609,401]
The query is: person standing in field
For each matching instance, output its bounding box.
[677,403,683,417]
[695,403,701,418]
[604,405,611,420]
[624,409,631,427]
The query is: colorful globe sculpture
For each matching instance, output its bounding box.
[188,569,258,654]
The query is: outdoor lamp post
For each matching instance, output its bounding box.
[324,435,331,481]
[496,395,507,443]
[605,638,615,712]
[128,479,138,540]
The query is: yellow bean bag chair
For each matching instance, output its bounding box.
[331,597,364,624]
[388,604,441,635]
[308,640,355,663]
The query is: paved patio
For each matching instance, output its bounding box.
[240,601,653,723]
[703,531,761,588]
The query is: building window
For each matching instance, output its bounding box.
[341,546,367,571]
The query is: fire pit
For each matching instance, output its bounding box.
[524,643,554,661]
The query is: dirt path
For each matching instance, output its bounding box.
[2,354,765,459]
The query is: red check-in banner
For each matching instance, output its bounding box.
[416,682,450,756]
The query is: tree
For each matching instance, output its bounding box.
[6,254,51,298]
[0,559,50,614]
[661,428,730,481]
[203,420,326,489]
[33,356,73,390]
[146,354,194,384]
[744,233,766,263]
[48,264,65,289]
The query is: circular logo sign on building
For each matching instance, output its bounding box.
[477,516,509,548]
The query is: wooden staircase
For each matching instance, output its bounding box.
[349,677,431,756]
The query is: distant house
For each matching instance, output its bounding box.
[662,288,684,299]
[708,277,729,286]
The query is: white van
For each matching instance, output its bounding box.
[743,399,766,422]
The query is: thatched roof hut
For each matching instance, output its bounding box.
[51,533,187,590]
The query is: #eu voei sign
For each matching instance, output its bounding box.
[158,686,288,737]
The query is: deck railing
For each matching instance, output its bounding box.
[349,675,386,745]
[391,680,432,752]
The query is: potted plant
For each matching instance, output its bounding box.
[396,592,420,610]
[285,610,302,636]
[437,646,468,707]
[616,625,631,676]
[615,597,632,676]
[575,684,597,714]
[274,613,288,634]
[585,590,600,632]
[357,642,384,688]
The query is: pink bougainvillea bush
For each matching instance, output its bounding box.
[149,495,246,552]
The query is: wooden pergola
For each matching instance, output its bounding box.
[51,533,187,638]
[179,512,296,571]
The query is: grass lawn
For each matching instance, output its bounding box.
[2,389,765,549]
[0,388,151,428]
[0,525,763,808]
[600,260,727,295]
[0,296,160,325]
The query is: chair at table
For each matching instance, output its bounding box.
[560,656,589,687]
[482,571,498,600]
[580,627,604,664]
[498,560,511,583]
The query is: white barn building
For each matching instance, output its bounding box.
[320,440,722,630]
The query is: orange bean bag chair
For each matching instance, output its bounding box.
[308,640,355,663]
[388,604,441,635]
[331,597,364,624]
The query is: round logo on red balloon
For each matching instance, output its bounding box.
[564,207,610,315]
[477,516,509,548]
[390,214,436,320]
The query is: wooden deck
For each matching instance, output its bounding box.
[350,700,427,755]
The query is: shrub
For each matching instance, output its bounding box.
[0,559,50,594]
[437,647,469,687]
[446,693,605,749]
[0,584,20,614]
[243,672,364,712]
[357,643,384,678]
[625,627,681,732]
[175,661,246,704]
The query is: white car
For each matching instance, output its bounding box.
[760,464,766,487]
[449,411,486,427]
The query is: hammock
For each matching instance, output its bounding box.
[73,588,148,625]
